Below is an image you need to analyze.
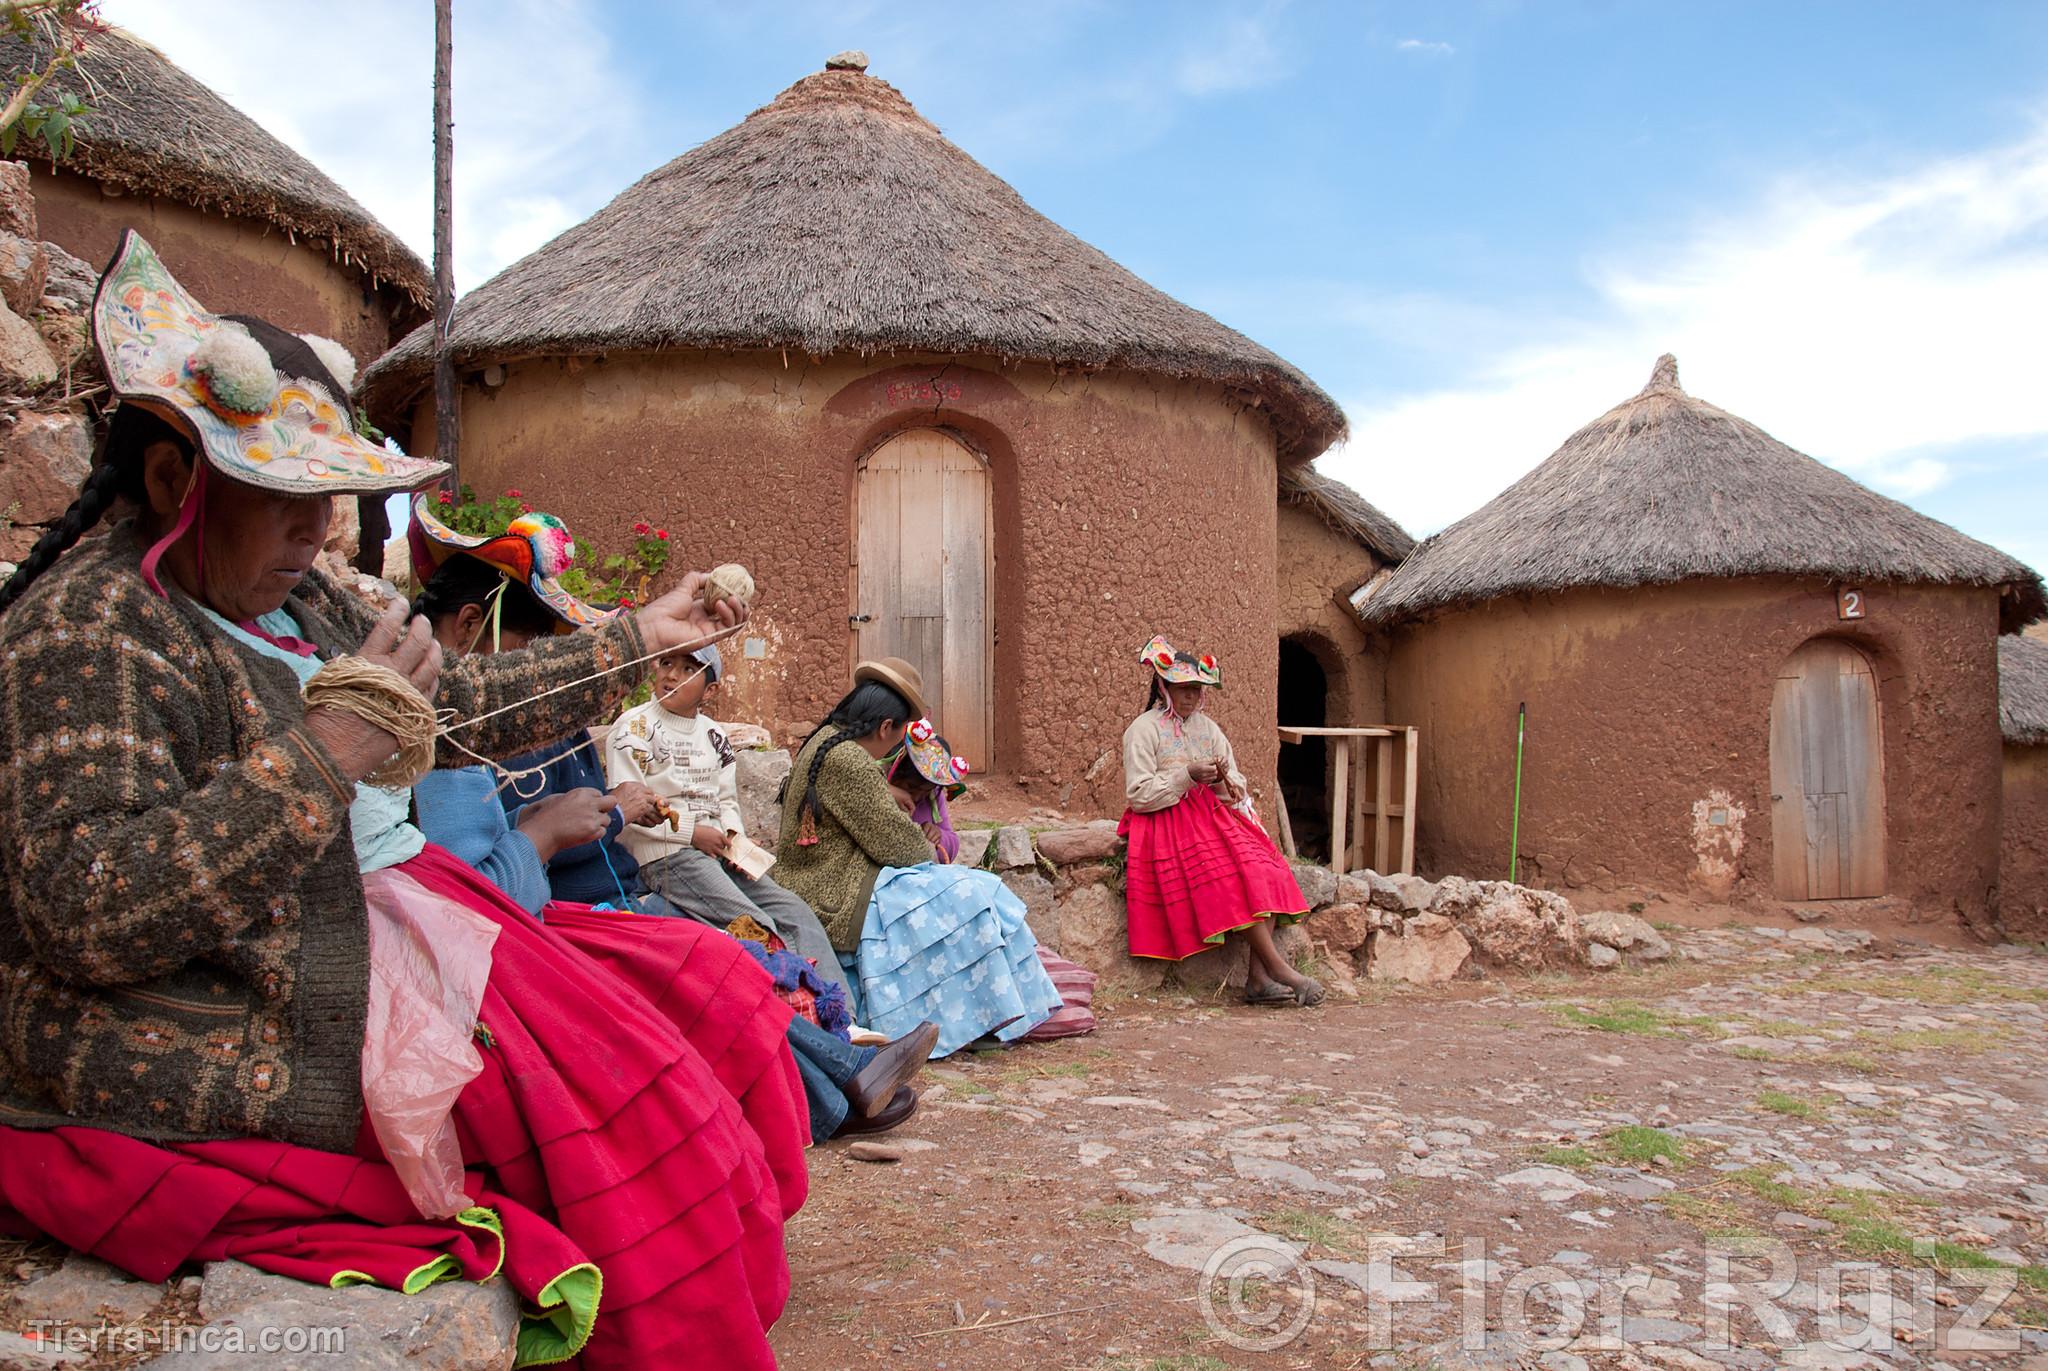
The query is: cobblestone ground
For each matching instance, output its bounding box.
[772,929,2048,1371]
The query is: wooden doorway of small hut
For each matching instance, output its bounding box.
[1277,637,1332,859]
[851,429,993,770]
[1770,637,1886,901]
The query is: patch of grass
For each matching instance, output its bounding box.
[1725,1166,1804,1209]
[1602,1125,1687,1167]
[1550,1001,1686,1035]
[1660,1191,1757,1240]
[1080,1202,1143,1228]
[1756,1089,1832,1119]
[1262,1207,1357,1252]
[1731,1045,1781,1061]
[1857,1025,2009,1054]
[1538,1145,1595,1170]
[1796,966,2048,1005]
[1284,1092,1319,1107]
[1827,1051,1885,1074]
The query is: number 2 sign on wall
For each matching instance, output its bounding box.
[1837,586,1867,620]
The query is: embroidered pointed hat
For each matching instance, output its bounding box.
[408,494,619,631]
[91,231,446,495]
[897,718,970,798]
[1139,633,1221,686]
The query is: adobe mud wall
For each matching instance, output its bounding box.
[30,170,419,365]
[2002,745,2048,941]
[1276,499,1386,727]
[405,352,1284,815]
[1383,578,2003,926]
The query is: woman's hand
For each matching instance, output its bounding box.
[921,820,949,854]
[1186,758,1222,785]
[635,571,748,656]
[609,781,664,827]
[517,787,613,861]
[888,782,917,815]
[303,601,446,782]
[690,822,730,859]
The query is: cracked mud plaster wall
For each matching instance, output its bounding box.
[1276,499,1388,727]
[31,171,420,365]
[1383,578,2004,924]
[408,352,1285,813]
[2002,746,2048,940]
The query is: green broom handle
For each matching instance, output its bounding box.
[1509,702,1526,883]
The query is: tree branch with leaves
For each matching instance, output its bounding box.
[1,0,103,161]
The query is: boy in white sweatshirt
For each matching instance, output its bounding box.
[605,644,850,994]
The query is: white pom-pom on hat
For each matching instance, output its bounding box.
[187,324,280,417]
[296,333,359,393]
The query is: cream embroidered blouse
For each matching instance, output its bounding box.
[1121,707,1247,814]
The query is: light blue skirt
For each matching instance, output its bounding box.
[854,864,1061,1058]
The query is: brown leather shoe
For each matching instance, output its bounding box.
[834,1085,918,1137]
[847,1020,939,1118]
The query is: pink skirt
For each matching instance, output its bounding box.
[1118,784,1309,960]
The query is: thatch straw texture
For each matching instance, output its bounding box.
[360,66,1342,461]
[1280,467,1414,564]
[2001,635,2048,746]
[1353,355,2046,632]
[0,27,428,306]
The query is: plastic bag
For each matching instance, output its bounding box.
[360,868,500,1220]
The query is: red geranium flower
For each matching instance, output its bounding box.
[654,529,668,540]
[616,596,635,609]
[505,488,523,498]
[436,490,453,505]
[519,502,533,513]
[632,521,651,536]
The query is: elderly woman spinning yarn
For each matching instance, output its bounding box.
[0,235,803,1370]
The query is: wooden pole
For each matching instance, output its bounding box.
[432,0,459,480]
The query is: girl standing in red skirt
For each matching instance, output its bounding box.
[1118,635,1323,1007]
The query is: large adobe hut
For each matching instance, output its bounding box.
[1356,355,2045,931]
[1274,468,1413,855]
[0,26,429,367]
[1998,635,2048,940]
[363,55,1342,809]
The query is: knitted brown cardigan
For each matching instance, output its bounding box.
[0,524,646,1152]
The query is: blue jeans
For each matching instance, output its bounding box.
[787,1013,875,1143]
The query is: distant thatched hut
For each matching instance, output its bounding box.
[1999,635,2048,939]
[1,26,429,365]
[362,56,1342,808]
[1355,355,2044,929]
[1274,469,1413,853]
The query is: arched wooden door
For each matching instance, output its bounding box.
[853,430,992,769]
[1770,638,1885,900]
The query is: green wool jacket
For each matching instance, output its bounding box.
[773,732,934,951]
[0,524,647,1153]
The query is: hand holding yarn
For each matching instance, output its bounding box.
[636,566,752,656]
[301,601,445,784]
[699,564,755,616]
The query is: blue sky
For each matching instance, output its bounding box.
[109,1,2048,571]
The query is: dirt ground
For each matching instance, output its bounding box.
[772,927,2048,1371]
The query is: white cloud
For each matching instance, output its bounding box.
[1395,38,1454,55]
[95,0,657,290]
[1175,12,1289,95]
[1320,124,2048,540]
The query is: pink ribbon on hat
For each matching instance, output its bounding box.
[140,461,208,599]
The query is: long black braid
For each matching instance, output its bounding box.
[0,406,183,615]
[777,680,916,837]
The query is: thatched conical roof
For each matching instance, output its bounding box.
[1353,355,2045,632]
[2001,635,2048,746]
[1280,468,1414,564]
[359,60,1343,461]
[0,26,429,307]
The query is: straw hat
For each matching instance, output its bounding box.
[854,656,927,717]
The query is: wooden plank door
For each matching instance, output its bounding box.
[854,430,992,769]
[1770,638,1885,900]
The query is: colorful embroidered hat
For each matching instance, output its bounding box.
[408,494,618,631]
[898,718,970,798]
[1139,634,1221,686]
[92,231,446,495]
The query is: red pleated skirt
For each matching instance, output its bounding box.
[1118,784,1310,960]
[0,843,808,1370]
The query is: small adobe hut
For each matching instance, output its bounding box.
[0,26,429,367]
[1274,468,1413,854]
[1998,635,2048,940]
[362,56,1343,810]
[1356,355,2045,929]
